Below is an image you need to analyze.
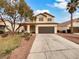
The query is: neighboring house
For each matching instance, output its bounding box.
[58,18,79,33]
[21,12,58,34]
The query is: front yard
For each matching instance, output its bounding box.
[0,33,35,59]
[0,34,22,58]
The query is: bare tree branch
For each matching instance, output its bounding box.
[15,24,21,32]
[0,15,12,32]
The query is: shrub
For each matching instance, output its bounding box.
[67,29,71,33]
[1,33,8,38]
[4,48,12,54]
[0,30,4,34]
[21,31,32,40]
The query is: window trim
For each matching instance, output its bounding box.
[48,18,52,21]
[39,17,43,21]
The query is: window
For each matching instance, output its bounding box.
[0,25,5,33]
[48,18,52,21]
[0,25,5,30]
[39,17,43,21]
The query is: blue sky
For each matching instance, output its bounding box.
[25,0,79,23]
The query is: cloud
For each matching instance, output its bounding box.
[56,0,65,2]
[34,10,50,15]
[54,2,67,9]
[73,12,79,18]
[47,0,67,9]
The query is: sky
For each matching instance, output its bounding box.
[25,0,79,23]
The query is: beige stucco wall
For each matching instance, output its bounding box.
[68,22,79,27]
[0,21,11,32]
[5,21,12,32]
[57,25,66,31]
[17,26,24,32]
[0,22,4,25]
[44,14,55,22]
[0,21,24,32]
[36,15,47,23]
[5,23,24,32]
[36,14,54,23]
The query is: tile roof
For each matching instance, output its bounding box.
[35,13,47,17]
[35,12,55,17]
[58,18,79,26]
[43,12,55,17]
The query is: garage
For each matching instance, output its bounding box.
[38,27,54,33]
[73,27,79,33]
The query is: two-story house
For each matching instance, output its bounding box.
[21,12,58,34]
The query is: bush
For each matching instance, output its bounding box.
[62,30,66,33]
[21,31,32,40]
[1,33,8,38]
[4,48,12,54]
[67,29,71,33]
[0,30,4,34]
[57,30,60,33]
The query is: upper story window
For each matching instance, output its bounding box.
[48,18,52,21]
[39,17,43,21]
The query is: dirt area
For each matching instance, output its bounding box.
[2,34,36,59]
[58,33,79,44]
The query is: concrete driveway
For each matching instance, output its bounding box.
[27,34,79,59]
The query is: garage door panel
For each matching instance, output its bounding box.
[39,27,54,33]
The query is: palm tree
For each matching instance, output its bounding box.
[67,0,79,33]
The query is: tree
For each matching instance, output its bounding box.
[0,0,33,34]
[18,0,33,20]
[67,0,79,33]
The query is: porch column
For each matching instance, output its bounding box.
[54,26,57,33]
[27,25,30,33]
[35,25,38,34]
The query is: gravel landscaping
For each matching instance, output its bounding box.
[9,34,36,59]
[58,33,79,44]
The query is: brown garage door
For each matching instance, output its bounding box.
[39,27,54,33]
[73,27,79,33]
